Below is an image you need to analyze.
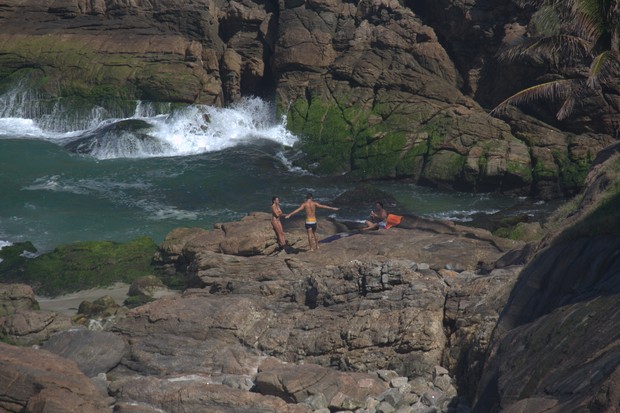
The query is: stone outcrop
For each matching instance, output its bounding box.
[0,283,38,316]
[0,285,73,345]
[0,210,522,412]
[0,309,72,346]
[0,341,112,412]
[0,0,616,198]
[473,146,620,412]
[41,329,129,378]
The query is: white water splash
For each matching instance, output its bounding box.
[0,118,47,138]
[430,208,501,222]
[147,97,297,156]
[0,86,298,159]
[0,241,9,262]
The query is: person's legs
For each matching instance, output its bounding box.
[275,220,285,247]
[272,221,284,248]
[363,220,378,230]
[306,227,314,251]
[312,227,319,250]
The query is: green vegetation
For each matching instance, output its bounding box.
[0,237,158,297]
[286,96,356,174]
[0,242,38,276]
[284,93,434,178]
[495,221,544,242]
[492,0,620,120]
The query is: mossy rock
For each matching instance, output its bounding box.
[286,96,355,174]
[2,237,158,297]
[285,92,433,178]
[495,222,544,242]
[546,152,620,243]
[0,242,38,277]
[421,149,466,185]
[0,36,204,103]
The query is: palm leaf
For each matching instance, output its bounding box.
[497,34,592,64]
[556,94,577,119]
[588,50,620,88]
[490,79,576,117]
[571,0,606,42]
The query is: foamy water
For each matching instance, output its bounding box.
[0,86,298,160]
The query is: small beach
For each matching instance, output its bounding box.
[36,282,130,315]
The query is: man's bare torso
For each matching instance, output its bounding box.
[303,200,317,221]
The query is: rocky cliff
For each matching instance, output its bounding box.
[0,0,617,198]
[473,142,620,412]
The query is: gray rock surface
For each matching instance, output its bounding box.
[41,329,128,377]
[0,341,112,413]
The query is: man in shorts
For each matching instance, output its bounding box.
[285,193,339,251]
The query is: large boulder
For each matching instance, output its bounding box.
[0,310,72,346]
[0,283,39,316]
[0,341,112,412]
[41,329,128,377]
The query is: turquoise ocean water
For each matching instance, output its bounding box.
[0,89,532,253]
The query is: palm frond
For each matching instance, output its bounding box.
[489,79,576,117]
[497,34,592,64]
[588,50,620,88]
[530,2,563,35]
[571,0,606,43]
[513,0,545,8]
[556,95,577,119]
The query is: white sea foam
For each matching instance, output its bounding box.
[275,151,311,175]
[0,118,46,138]
[1,240,14,263]
[23,176,151,195]
[148,97,297,156]
[23,175,90,194]
[0,89,299,159]
[431,208,500,222]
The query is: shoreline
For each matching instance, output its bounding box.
[36,282,130,315]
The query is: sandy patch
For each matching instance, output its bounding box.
[36,282,131,315]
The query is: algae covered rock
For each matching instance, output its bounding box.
[0,241,37,277]
[1,237,158,297]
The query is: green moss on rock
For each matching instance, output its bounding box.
[1,237,158,297]
[0,242,38,277]
[287,97,354,174]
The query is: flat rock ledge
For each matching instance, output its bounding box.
[0,213,524,413]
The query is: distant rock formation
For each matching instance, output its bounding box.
[0,0,617,198]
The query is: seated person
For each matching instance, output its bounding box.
[364,202,388,230]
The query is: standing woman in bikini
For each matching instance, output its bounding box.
[271,196,286,250]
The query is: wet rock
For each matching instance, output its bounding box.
[41,329,128,377]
